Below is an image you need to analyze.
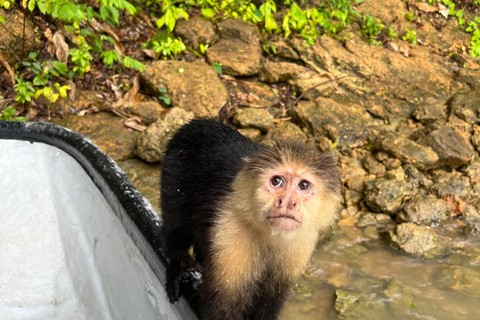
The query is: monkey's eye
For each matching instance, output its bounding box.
[270,176,285,188]
[298,180,311,191]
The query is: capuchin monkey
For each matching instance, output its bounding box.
[160,119,341,320]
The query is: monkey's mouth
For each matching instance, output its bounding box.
[267,215,302,231]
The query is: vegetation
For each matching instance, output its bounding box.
[1,0,480,119]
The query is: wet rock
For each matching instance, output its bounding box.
[237,128,262,141]
[340,158,368,191]
[135,107,194,163]
[206,19,262,76]
[51,112,137,161]
[294,97,374,148]
[258,62,305,83]
[364,179,411,214]
[357,212,392,228]
[397,195,451,227]
[234,107,273,132]
[464,220,480,237]
[334,286,388,319]
[430,172,470,199]
[345,189,363,207]
[472,129,480,151]
[174,17,216,50]
[423,125,474,168]
[385,166,405,181]
[141,60,227,117]
[464,159,480,195]
[1,8,42,65]
[403,164,432,189]
[385,223,440,256]
[444,246,480,266]
[385,158,401,170]
[363,154,386,176]
[130,101,166,123]
[265,121,307,142]
[449,91,480,125]
[118,158,161,213]
[412,104,446,124]
[436,265,480,298]
[370,132,438,170]
[463,205,480,220]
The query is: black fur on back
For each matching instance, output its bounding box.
[160,119,262,258]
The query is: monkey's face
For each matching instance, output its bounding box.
[260,166,318,232]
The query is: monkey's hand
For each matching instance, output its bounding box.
[166,252,203,303]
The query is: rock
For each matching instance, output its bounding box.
[340,158,368,191]
[464,160,480,195]
[140,60,228,117]
[412,104,446,124]
[264,121,307,143]
[423,125,473,168]
[258,62,305,83]
[228,80,281,109]
[455,69,480,89]
[234,108,274,132]
[130,101,166,122]
[385,166,405,181]
[135,107,194,163]
[430,172,470,199]
[472,129,480,151]
[449,90,480,125]
[206,19,262,76]
[265,37,300,60]
[237,128,262,141]
[357,212,393,228]
[174,17,216,50]
[385,223,440,256]
[364,179,411,214]
[363,154,386,176]
[118,158,161,213]
[436,265,480,298]
[397,195,451,227]
[370,132,438,170]
[51,112,138,161]
[385,158,401,170]
[464,220,480,237]
[294,97,374,148]
[463,205,480,220]
[55,89,108,115]
[345,189,363,207]
[1,9,42,65]
[287,71,338,99]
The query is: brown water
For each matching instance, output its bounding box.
[282,225,480,320]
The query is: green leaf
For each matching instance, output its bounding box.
[28,0,35,12]
[52,61,69,75]
[201,8,214,18]
[212,62,222,74]
[2,106,16,120]
[0,16,4,24]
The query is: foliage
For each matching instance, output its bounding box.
[157,87,171,105]
[361,15,384,45]
[156,0,189,32]
[13,76,35,104]
[466,16,480,57]
[404,11,415,23]
[142,33,186,58]
[402,29,417,44]
[0,106,27,122]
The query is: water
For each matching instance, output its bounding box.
[282,224,480,320]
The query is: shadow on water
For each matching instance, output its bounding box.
[283,224,480,320]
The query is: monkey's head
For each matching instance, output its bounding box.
[232,142,342,236]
